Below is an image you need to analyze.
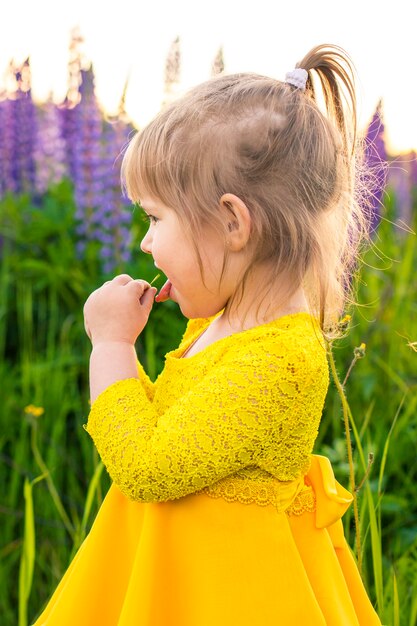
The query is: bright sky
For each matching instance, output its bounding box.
[1,0,416,154]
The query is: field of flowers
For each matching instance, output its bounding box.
[0,52,416,626]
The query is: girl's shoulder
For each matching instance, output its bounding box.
[180,312,326,361]
[176,313,329,392]
[230,312,328,365]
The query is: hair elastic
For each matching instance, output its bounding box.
[285,68,308,91]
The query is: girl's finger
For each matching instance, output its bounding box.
[139,286,157,309]
[131,279,151,293]
[112,274,133,285]
[134,279,151,287]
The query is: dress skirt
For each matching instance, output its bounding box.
[33,456,381,625]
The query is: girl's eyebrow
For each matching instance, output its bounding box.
[139,203,158,215]
[138,202,155,215]
[139,196,164,211]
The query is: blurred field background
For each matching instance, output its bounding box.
[0,34,416,626]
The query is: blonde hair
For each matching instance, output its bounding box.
[121,44,369,333]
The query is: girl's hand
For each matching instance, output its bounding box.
[84,274,157,346]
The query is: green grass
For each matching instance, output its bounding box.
[318,191,417,625]
[0,183,416,625]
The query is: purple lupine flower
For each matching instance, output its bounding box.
[68,66,107,257]
[76,241,86,256]
[72,71,104,213]
[0,96,17,197]
[34,100,67,193]
[387,162,412,226]
[0,70,23,197]
[97,118,135,272]
[13,59,37,194]
[1,60,38,198]
[59,98,78,182]
[62,61,136,272]
[409,151,417,190]
[100,246,113,259]
[363,101,388,234]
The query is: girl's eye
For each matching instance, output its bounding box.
[141,213,159,224]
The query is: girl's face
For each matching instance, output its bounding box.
[139,195,236,319]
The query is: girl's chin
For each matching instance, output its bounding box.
[165,284,227,319]
[177,298,225,320]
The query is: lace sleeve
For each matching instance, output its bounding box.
[85,333,326,503]
[136,359,155,402]
[134,319,210,404]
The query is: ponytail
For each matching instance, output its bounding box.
[297,44,357,158]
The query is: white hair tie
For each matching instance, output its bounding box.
[285,68,308,91]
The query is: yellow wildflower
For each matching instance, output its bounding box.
[24,404,45,417]
[338,314,352,332]
[354,343,366,358]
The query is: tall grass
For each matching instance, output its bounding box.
[319,191,417,625]
[0,183,416,625]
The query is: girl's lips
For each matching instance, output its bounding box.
[155,279,172,303]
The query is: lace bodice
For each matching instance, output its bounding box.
[85,313,329,503]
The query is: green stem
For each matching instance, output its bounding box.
[150,273,161,286]
[30,418,75,540]
[327,342,362,573]
[343,355,359,387]
[356,453,374,492]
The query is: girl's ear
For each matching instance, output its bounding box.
[219,193,251,251]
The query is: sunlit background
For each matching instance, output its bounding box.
[1,0,416,154]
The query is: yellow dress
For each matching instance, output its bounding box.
[33,313,381,625]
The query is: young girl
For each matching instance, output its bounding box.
[34,44,381,625]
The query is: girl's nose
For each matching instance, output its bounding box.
[140,230,152,255]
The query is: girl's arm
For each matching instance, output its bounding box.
[89,342,138,402]
[83,275,156,402]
